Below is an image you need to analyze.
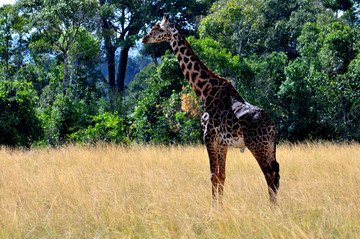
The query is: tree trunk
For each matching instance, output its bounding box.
[5,34,10,81]
[16,35,23,75]
[104,38,116,107]
[116,45,130,93]
[63,53,69,97]
[99,0,117,105]
[107,45,116,90]
[340,91,350,140]
[107,45,117,107]
[151,48,158,67]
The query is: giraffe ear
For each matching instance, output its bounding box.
[161,14,170,26]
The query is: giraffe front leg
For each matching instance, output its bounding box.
[217,145,228,206]
[204,133,220,208]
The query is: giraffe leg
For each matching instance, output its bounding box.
[248,137,280,205]
[217,145,228,206]
[204,135,220,207]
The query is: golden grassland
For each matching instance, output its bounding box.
[0,142,359,238]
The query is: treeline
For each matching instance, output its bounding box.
[0,0,359,147]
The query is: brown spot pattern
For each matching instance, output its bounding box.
[142,15,280,206]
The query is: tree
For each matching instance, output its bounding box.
[199,0,265,56]
[127,62,156,109]
[0,5,14,80]
[99,0,117,103]
[67,27,103,107]
[140,42,170,66]
[69,110,130,144]
[199,0,326,59]
[187,36,253,86]
[17,0,98,96]
[38,94,91,145]
[0,4,30,81]
[276,58,321,140]
[0,80,42,147]
[196,0,360,141]
[99,0,216,107]
[98,0,154,103]
[322,0,353,13]
[130,52,199,143]
[344,55,360,141]
[294,16,360,140]
[246,52,288,123]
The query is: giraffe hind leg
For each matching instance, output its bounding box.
[272,160,280,191]
[247,138,280,205]
[267,160,280,205]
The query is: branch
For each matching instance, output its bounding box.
[66,25,81,52]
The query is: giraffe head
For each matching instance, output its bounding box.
[142,14,176,44]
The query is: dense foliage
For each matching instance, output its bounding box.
[0,0,359,147]
[0,80,41,146]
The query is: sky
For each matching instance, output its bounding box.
[0,0,15,6]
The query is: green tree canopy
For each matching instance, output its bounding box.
[17,0,98,96]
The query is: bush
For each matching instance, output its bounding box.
[130,52,203,144]
[38,94,90,145]
[0,79,42,147]
[69,110,130,144]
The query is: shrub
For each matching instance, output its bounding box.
[0,79,42,147]
[69,110,130,144]
[38,94,90,145]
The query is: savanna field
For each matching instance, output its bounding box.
[0,142,359,238]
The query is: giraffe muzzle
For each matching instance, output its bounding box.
[141,36,149,44]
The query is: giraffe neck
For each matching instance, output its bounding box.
[169,30,220,102]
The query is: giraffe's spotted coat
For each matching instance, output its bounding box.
[142,14,280,206]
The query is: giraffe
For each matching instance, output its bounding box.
[142,14,280,206]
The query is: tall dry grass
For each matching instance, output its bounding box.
[0,142,359,238]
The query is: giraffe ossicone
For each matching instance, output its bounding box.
[142,14,280,206]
